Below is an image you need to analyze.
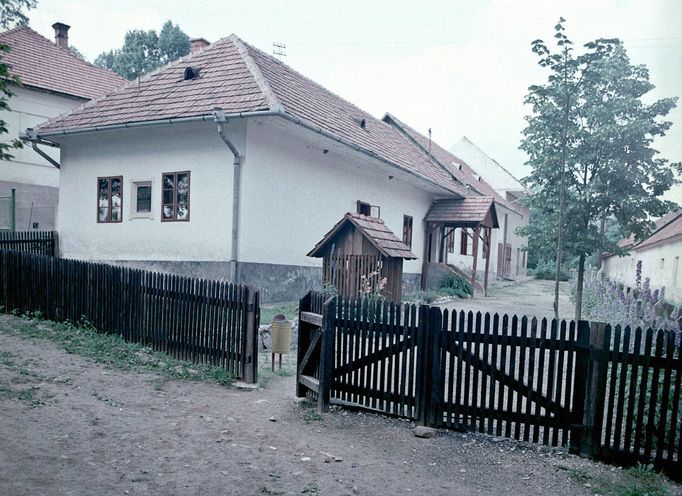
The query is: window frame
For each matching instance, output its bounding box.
[96,175,123,224]
[129,179,154,220]
[402,215,413,248]
[356,200,380,218]
[161,171,191,222]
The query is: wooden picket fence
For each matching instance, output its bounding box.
[0,250,260,382]
[297,291,682,477]
[0,231,56,255]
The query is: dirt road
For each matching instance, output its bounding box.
[0,314,648,496]
[440,279,576,321]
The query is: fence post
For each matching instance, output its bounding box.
[426,306,443,427]
[570,320,608,455]
[243,288,259,384]
[296,291,312,398]
[317,296,336,413]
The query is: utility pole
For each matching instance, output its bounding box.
[272,42,287,60]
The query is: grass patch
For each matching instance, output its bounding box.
[260,302,298,326]
[565,463,674,496]
[0,314,234,387]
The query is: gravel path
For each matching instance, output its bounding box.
[440,279,576,321]
[0,314,650,496]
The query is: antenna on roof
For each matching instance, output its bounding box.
[273,42,287,59]
[428,128,432,156]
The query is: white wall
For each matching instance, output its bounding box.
[57,121,242,261]
[603,239,682,303]
[450,137,526,194]
[2,86,83,187]
[240,118,437,274]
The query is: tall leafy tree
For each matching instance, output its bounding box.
[158,20,190,65]
[95,21,190,80]
[0,0,36,29]
[0,0,37,160]
[519,19,681,320]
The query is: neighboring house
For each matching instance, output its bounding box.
[450,136,530,279]
[0,23,125,230]
[28,33,524,301]
[602,210,682,303]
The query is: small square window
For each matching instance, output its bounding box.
[130,180,153,219]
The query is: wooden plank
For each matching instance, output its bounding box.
[612,326,631,453]
[633,328,654,455]
[300,311,323,327]
[299,374,320,392]
[644,331,665,459]
[534,318,547,444]
[655,331,675,464]
[496,314,509,437]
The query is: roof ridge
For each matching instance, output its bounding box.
[239,36,397,130]
[229,34,283,112]
[454,136,528,192]
[383,113,470,191]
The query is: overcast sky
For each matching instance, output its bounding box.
[27,0,682,203]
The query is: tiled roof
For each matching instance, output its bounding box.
[34,34,466,196]
[383,113,519,214]
[424,197,499,228]
[635,210,682,251]
[0,26,125,100]
[308,212,416,259]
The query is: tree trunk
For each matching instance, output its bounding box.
[596,217,606,270]
[574,253,586,322]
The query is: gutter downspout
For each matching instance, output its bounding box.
[31,142,60,169]
[214,110,243,283]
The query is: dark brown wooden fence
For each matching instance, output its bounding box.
[0,250,260,382]
[299,291,682,477]
[0,231,55,255]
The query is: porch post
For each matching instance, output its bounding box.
[421,222,432,290]
[471,225,480,297]
[483,227,491,296]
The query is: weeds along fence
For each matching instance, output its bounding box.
[298,291,682,477]
[0,231,56,256]
[0,250,260,383]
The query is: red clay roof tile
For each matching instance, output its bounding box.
[0,26,125,100]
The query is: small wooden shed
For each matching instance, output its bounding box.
[308,212,416,301]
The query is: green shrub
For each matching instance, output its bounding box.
[531,259,570,281]
[440,273,472,298]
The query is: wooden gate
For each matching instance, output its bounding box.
[431,311,589,450]
[296,292,682,476]
[296,291,335,412]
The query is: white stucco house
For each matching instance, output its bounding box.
[0,23,125,230]
[602,210,682,303]
[450,136,529,279]
[28,33,527,301]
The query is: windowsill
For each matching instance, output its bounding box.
[129,213,154,220]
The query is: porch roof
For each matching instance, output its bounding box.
[424,197,499,228]
[308,212,417,259]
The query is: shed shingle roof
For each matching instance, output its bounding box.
[0,26,125,99]
[34,34,466,196]
[308,212,416,259]
[424,197,499,228]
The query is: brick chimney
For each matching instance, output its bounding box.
[52,22,70,49]
[190,38,210,53]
